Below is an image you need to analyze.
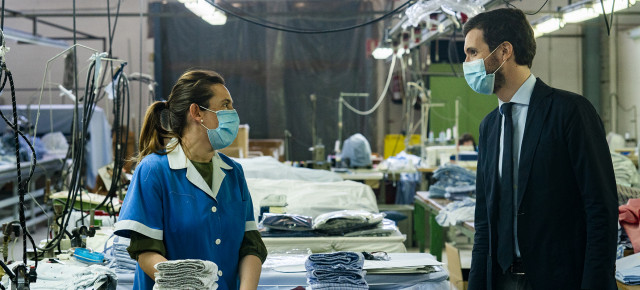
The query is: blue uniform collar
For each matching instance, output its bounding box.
[167,139,233,200]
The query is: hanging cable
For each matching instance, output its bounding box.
[503,0,550,15]
[600,0,616,36]
[208,0,412,34]
[342,56,397,115]
[0,45,40,271]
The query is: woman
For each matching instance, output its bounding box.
[114,70,267,290]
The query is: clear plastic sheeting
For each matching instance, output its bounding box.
[344,218,399,237]
[234,156,343,182]
[260,213,314,231]
[313,210,385,234]
[377,151,421,172]
[404,0,485,28]
[41,132,69,158]
[246,178,379,222]
[340,133,373,168]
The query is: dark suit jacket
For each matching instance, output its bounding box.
[468,78,618,290]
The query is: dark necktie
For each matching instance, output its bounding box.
[498,102,514,273]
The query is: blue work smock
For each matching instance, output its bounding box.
[114,141,257,290]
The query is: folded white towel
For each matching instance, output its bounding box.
[153,259,219,290]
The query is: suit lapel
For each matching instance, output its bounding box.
[485,109,502,220]
[517,78,553,208]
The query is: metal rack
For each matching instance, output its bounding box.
[0,158,64,228]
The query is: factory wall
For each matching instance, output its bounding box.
[2,0,153,141]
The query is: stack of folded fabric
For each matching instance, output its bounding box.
[313,210,384,235]
[261,213,314,231]
[110,236,137,272]
[435,198,476,226]
[428,164,476,199]
[305,252,368,289]
[616,252,640,285]
[71,265,118,290]
[153,259,219,290]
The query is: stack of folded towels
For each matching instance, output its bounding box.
[153,259,219,290]
[305,252,368,289]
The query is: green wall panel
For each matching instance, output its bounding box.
[428,64,497,143]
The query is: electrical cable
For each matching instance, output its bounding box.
[600,0,616,36]
[503,0,550,15]
[342,55,397,115]
[37,58,100,254]
[208,0,412,34]
[0,44,40,270]
[216,0,374,31]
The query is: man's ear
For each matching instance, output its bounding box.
[501,42,514,62]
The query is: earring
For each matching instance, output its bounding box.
[201,119,204,123]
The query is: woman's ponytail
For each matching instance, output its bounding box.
[136,101,172,163]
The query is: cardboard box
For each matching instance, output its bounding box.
[249,139,285,161]
[218,124,249,158]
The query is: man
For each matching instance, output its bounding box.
[462,8,618,290]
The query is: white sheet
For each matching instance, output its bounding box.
[246,178,378,221]
[262,230,407,254]
[234,156,343,182]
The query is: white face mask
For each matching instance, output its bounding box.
[463,44,507,95]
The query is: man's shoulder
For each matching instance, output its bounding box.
[546,86,595,114]
[479,107,500,131]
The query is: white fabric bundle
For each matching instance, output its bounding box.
[153,259,219,290]
[70,265,117,290]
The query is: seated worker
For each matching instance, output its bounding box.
[458,133,477,151]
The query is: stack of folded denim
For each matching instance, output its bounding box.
[305,252,368,289]
[112,236,137,271]
[429,164,476,199]
[153,259,219,290]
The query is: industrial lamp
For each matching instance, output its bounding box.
[372,46,393,60]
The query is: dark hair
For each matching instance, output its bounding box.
[463,8,536,68]
[459,133,476,148]
[137,70,225,163]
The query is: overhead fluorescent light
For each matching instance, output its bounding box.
[181,0,226,25]
[533,17,564,37]
[2,27,68,49]
[563,5,600,23]
[601,0,634,13]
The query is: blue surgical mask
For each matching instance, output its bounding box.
[199,106,240,150]
[463,45,507,95]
